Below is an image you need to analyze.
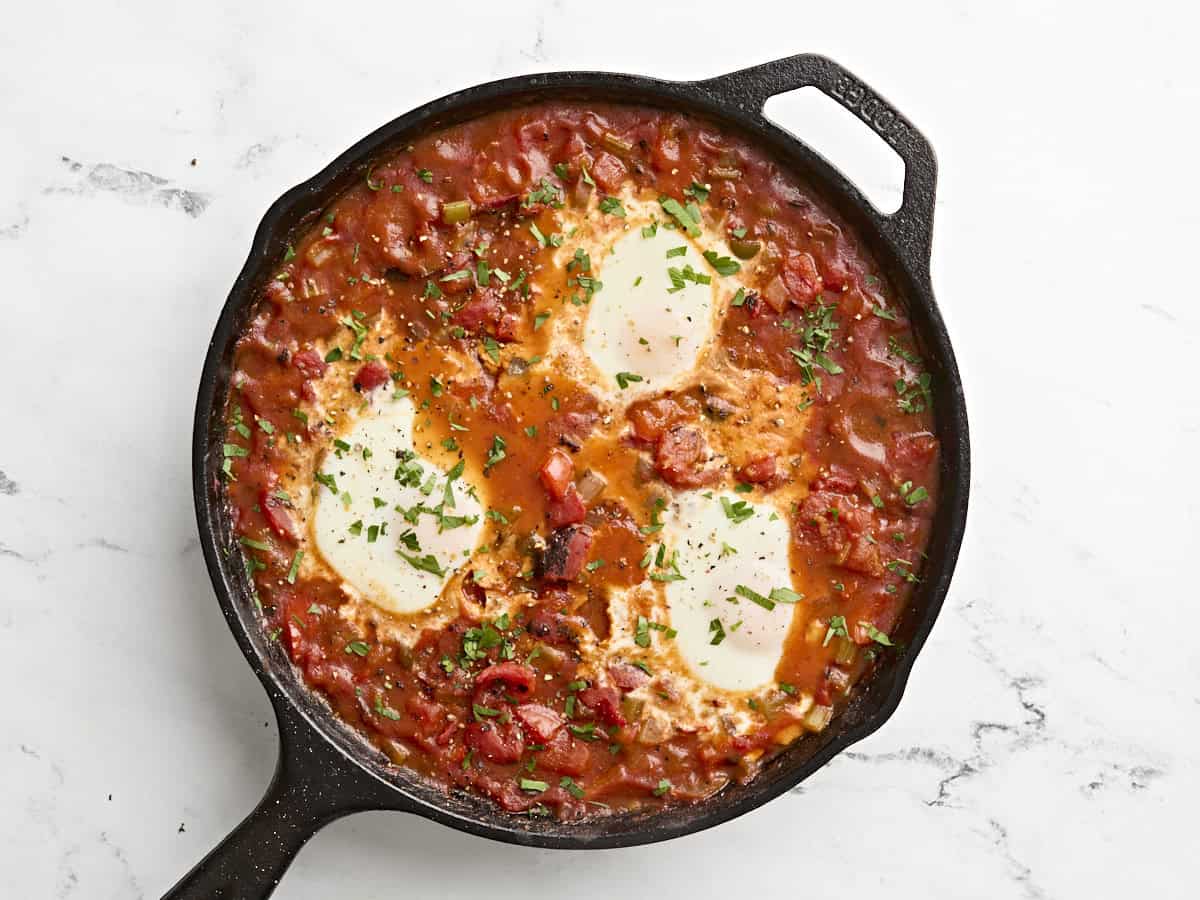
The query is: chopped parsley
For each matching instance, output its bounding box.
[823,615,849,647]
[895,373,933,414]
[598,196,626,217]
[769,586,803,604]
[659,196,701,237]
[286,550,303,584]
[864,623,893,646]
[735,584,775,611]
[709,618,727,646]
[720,496,754,524]
[524,177,563,208]
[560,776,585,799]
[484,435,507,473]
[900,481,930,505]
[373,694,401,720]
[398,551,445,576]
[702,250,740,276]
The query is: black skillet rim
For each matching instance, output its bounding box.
[191,55,970,853]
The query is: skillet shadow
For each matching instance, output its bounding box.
[276,804,763,897]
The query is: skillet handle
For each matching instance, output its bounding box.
[160,702,363,899]
[697,54,938,275]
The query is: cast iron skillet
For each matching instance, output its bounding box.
[172,53,969,899]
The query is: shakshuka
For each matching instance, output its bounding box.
[220,102,939,819]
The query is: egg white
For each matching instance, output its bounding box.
[580,214,722,400]
[662,491,800,691]
[312,395,483,615]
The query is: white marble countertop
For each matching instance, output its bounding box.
[2,1,1196,897]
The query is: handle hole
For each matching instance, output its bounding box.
[763,86,905,215]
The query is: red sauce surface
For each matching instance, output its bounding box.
[219,101,939,820]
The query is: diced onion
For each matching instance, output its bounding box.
[763,275,790,313]
[622,696,646,724]
[774,724,803,745]
[804,704,833,732]
[834,636,857,666]
[576,469,608,502]
[638,710,672,744]
[826,667,851,695]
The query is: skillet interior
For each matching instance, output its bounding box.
[192,62,969,851]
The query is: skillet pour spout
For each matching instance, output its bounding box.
[171,52,968,899]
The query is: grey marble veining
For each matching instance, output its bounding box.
[1,1,1195,898]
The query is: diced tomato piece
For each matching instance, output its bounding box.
[627,397,686,443]
[819,254,852,292]
[514,703,564,742]
[526,606,578,646]
[474,193,520,213]
[655,426,717,488]
[292,349,327,381]
[454,287,502,332]
[782,251,823,306]
[539,448,575,500]
[546,409,599,451]
[259,489,299,543]
[547,483,586,528]
[650,122,682,172]
[537,729,590,775]
[353,360,389,392]
[465,720,524,763]
[590,151,627,193]
[494,313,519,343]
[811,466,859,494]
[541,524,593,582]
[474,661,536,695]
[608,662,650,692]
[281,619,306,664]
[891,431,939,470]
[578,686,626,728]
[795,489,881,573]
[843,534,884,577]
[405,692,443,727]
[737,455,777,485]
[264,279,295,306]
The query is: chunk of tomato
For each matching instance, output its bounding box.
[547,483,586,528]
[539,448,575,500]
[353,360,389,392]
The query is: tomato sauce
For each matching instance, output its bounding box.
[219,101,939,820]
